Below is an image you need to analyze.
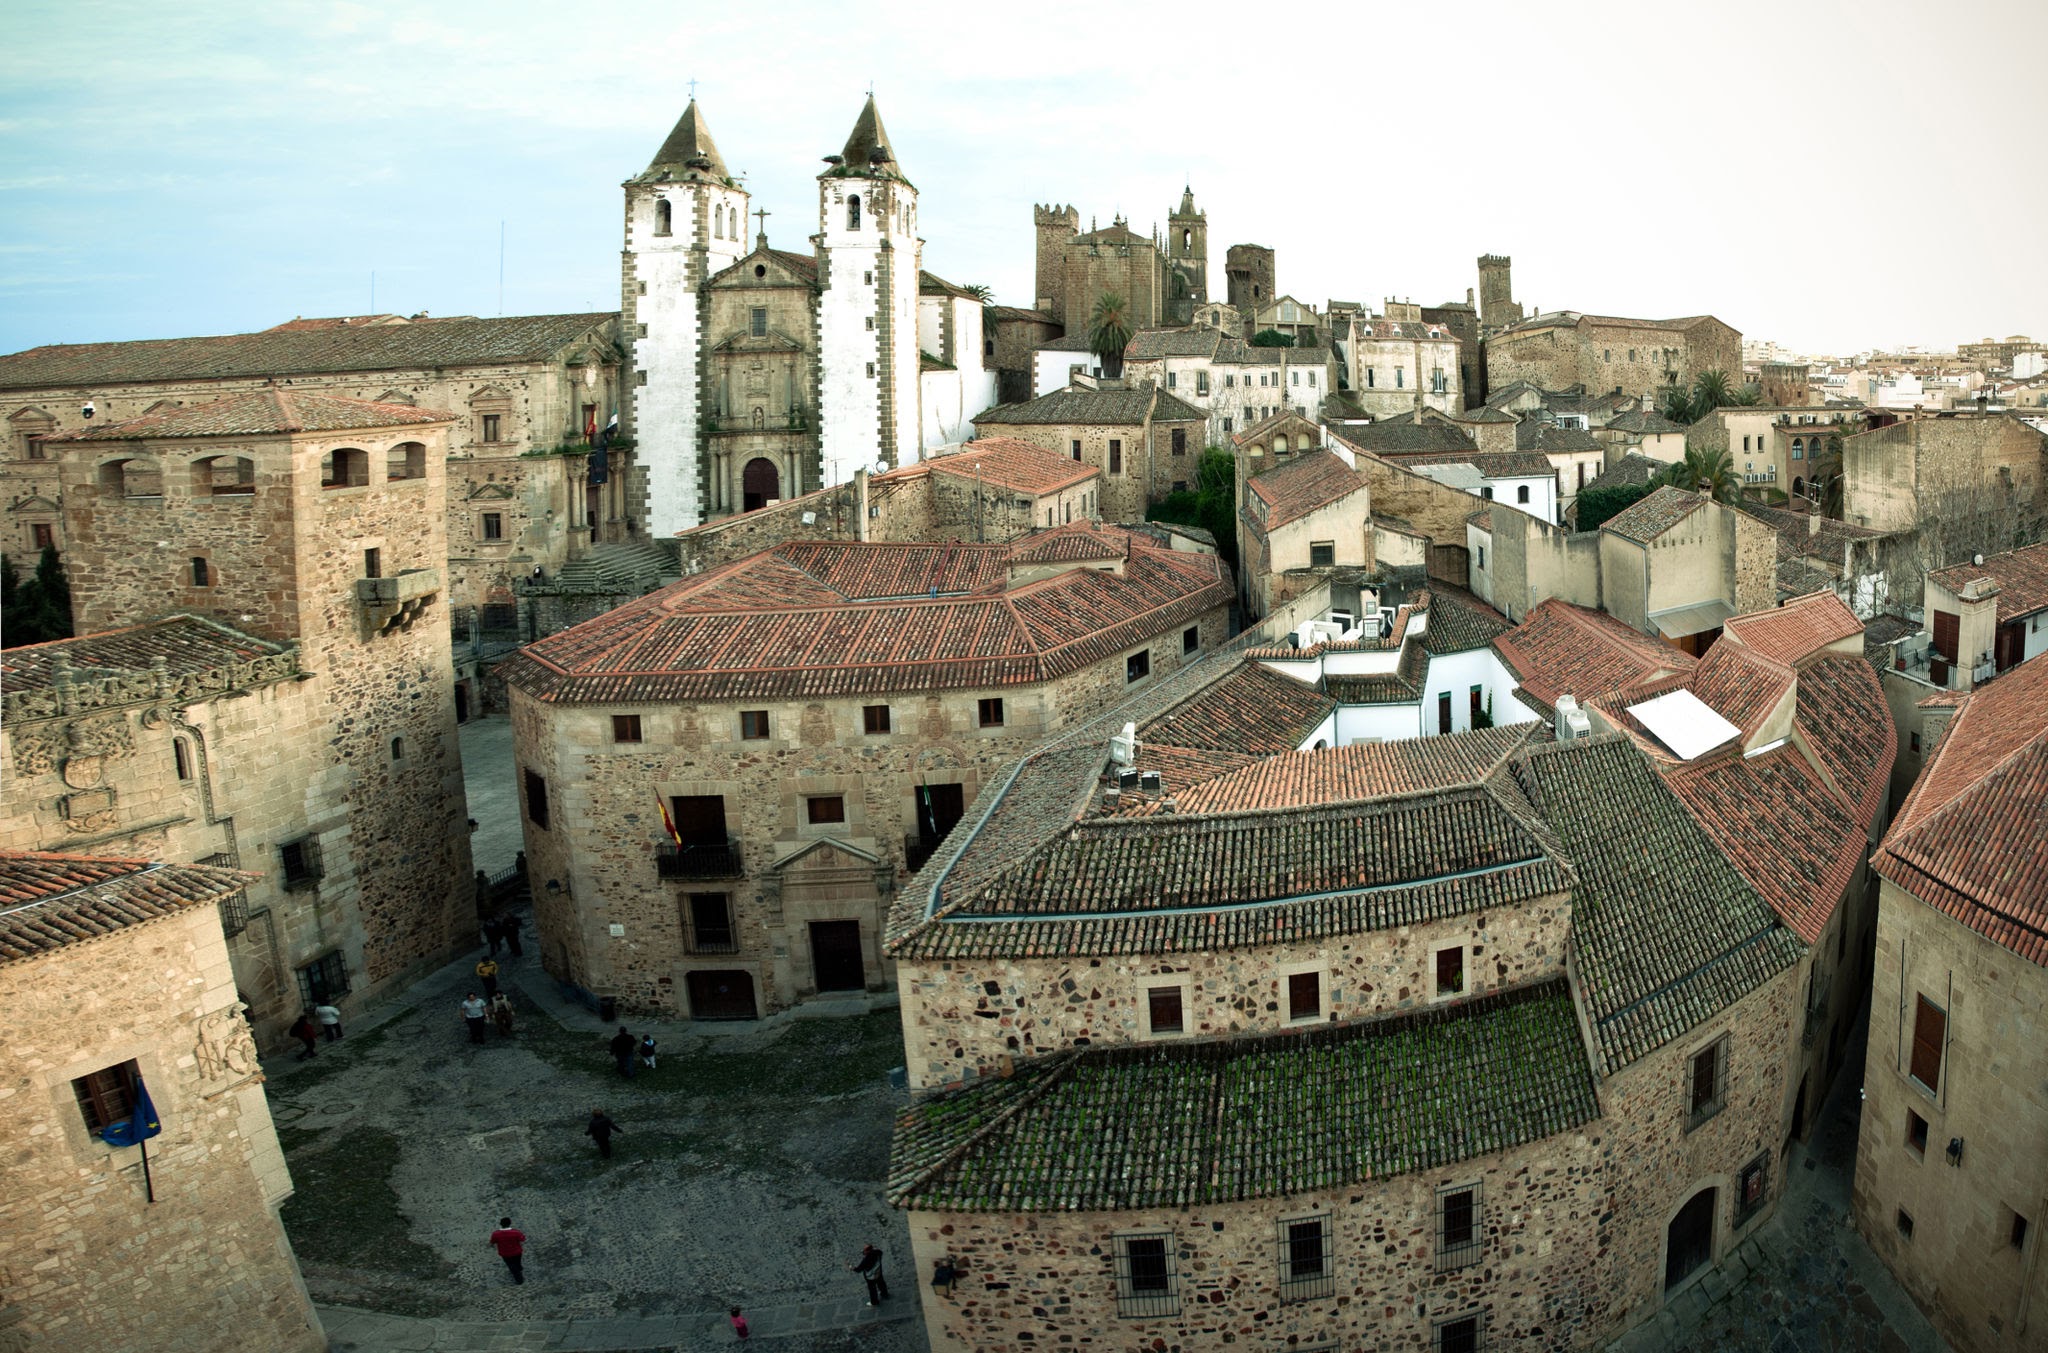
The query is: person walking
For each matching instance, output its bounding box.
[489,992,516,1037]
[313,1001,343,1042]
[502,912,524,958]
[475,955,501,998]
[482,916,503,957]
[461,992,489,1044]
[638,1033,658,1071]
[289,1011,320,1061]
[728,1305,750,1340]
[487,1217,526,1285]
[850,1242,889,1306]
[585,1108,622,1159]
[608,1025,637,1078]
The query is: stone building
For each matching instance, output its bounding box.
[1237,443,1372,619]
[0,850,322,1352]
[1476,253,1524,334]
[0,389,475,1044]
[982,305,1062,405]
[884,577,1891,1350]
[1841,412,2046,535]
[1030,190,1208,333]
[1852,653,2048,1353]
[0,310,627,620]
[1118,328,1337,446]
[1687,406,1862,499]
[1347,310,1465,418]
[971,380,1208,521]
[625,96,953,535]
[1485,311,1742,405]
[1224,243,1277,321]
[499,523,1231,1020]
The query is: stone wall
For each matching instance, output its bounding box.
[1350,447,1491,557]
[514,602,1230,1018]
[972,419,1151,523]
[907,1130,1609,1353]
[1481,504,1603,624]
[0,902,323,1352]
[896,890,1572,1089]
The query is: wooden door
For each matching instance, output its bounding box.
[809,920,865,992]
[685,970,756,1020]
[743,457,780,512]
[1437,692,1453,734]
[1665,1187,1717,1291]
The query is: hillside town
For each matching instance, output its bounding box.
[3,65,2047,1353]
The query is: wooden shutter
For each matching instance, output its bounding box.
[1931,610,1959,662]
[1910,997,1946,1090]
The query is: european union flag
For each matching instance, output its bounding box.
[100,1073,161,1147]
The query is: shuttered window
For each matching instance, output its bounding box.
[1909,996,1945,1093]
[1931,610,1959,662]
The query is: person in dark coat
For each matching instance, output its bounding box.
[850,1242,889,1305]
[585,1108,622,1159]
[608,1025,637,1078]
[289,1012,319,1061]
[501,912,524,957]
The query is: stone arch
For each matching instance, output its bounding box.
[97,454,162,500]
[321,447,369,488]
[742,457,779,512]
[847,194,861,230]
[191,453,255,496]
[1660,1175,1729,1296]
[1793,476,1805,498]
[386,441,426,482]
[655,198,672,236]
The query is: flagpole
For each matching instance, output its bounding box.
[139,1135,155,1204]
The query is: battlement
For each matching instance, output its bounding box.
[1034,203,1079,228]
[1478,254,1513,270]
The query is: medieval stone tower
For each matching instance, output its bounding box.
[1477,253,1523,333]
[621,100,750,536]
[1164,187,1207,325]
[1225,244,1276,319]
[1033,203,1080,325]
[816,96,923,485]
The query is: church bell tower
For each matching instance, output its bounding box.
[1164,186,1207,324]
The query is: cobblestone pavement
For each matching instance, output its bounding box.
[458,714,523,877]
[1609,1011,1947,1353]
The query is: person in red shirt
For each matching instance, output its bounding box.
[488,1217,526,1285]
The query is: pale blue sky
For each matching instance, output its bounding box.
[2,0,2043,358]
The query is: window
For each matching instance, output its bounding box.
[1183,625,1199,655]
[1226,373,1236,387]
[865,316,875,331]
[1166,371,1176,389]
[862,704,891,735]
[389,735,405,760]
[72,1061,139,1138]
[279,835,322,890]
[1434,1313,1482,1353]
[1516,485,1530,504]
[190,556,209,586]
[1482,487,1494,500]
[1396,367,1404,388]
[481,512,504,541]
[686,892,736,953]
[1477,544,1486,569]
[1171,479,1187,493]
[296,949,350,1006]
[1278,1213,1334,1299]
[654,198,672,235]
[1171,427,1186,456]
[984,338,994,357]
[523,770,550,829]
[1906,1109,1928,1156]
[1436,1182,1482,1270]
[32,523,55,550]
[363,547,381,579]
[1222,417,1232,432]
[173,738,193,781]
[805,795,846,826]
[751,307,767,338]
[1112,1231,1178,1318]
[864,271,872,285]
[1305,540,1336,568]
[386,442,425,481]
[1909,995,1945,1093]
[1734,1152,1769,1226]
[321,447,369,487]
[1196,371,1209,396]
[1897,1208,1915,1241]
[1146,984,1184,1036]
[1109,439,1122,475]
[1742,435,1751,452]
[847,194,861,229]
[639,323,649,338]
[1435,945,1465,998]
[637,371,647,386]
[1307,371,1316,388]
[26,434,47,460]
[1287,970,1321,1022]
[1126,650,1150,683]
[1432,367,1446,393]
[977,697,1004,727]
[740,710,770,740]
[2012,1210,2031,1252]
[1291,371,1299,386]
[612,714,642,743]
[865,362,875,378]
[1367,368,1375,388]
[1071,439,1082,461]
[1687,1036,1728,1128]
[482,414,502,443]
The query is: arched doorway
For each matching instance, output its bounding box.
[1793,476,1805,499]
[742,457,779,512]
[1665,1187,1717,1291]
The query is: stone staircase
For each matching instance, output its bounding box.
[551,537,682,593]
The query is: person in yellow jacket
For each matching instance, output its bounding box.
[475,955,500,998]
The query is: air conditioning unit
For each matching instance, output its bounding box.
[1139,770,1163,793]
[1555,694,1591,741]
[1118,769,1140,790]
[1109,721,1139,768]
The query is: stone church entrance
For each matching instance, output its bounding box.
[1665,1186,1717,1291]
[743,457,779,512]
[809,920,864,991]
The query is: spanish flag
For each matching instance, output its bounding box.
[656,795,682,846]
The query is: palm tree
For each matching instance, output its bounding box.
[1690,369,1734,416]
[1089,291,1132,379]
[1663,442,1741,505]
[960,284,993,304]
[1730,382,1763,406]
[1660,385,1696,425]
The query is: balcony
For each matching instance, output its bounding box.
[686,925,739,955]
[657,838,743,880]
[356,567,442,635]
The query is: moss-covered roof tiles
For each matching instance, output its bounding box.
[888,979,1597,1211]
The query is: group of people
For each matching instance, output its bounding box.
[460,910,523,1043]
[459,990,517,1042]
[287,1001,342,1060]
[606,1024,658,1077]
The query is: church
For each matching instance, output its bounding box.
[623,96,991,536]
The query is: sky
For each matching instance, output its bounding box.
[2,0,2044,359]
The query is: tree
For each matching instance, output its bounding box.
[1146,447,1239,570]
[1690,369,1734,415]
[960,283,994,304]
[1660,385,1697,426]
[1250,329,1296,348]
[1804,435,1845,518]
[1574,482,1658,533]
[1662,442,1741,505]
[1730,383,1763,406]
[0,545,73,648]
[1088,291,1132,378]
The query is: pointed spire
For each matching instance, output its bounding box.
[644,97,730,181]
[837,95,902,177]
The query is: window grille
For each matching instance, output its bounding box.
[73,1061,139,1137]
[296,950,351,1007]
[1734,1151,1768,1226]
[1434,1310,1484,1353]
[1436,1181,1482,1270]
[216,887,250,938]
[279,836,322,890]
[1113,1231,1179,1317]
[1686,1036,1728,1129]
[1276,1213,1335,1300]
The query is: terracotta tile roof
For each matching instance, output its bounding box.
[975,384,1204,428]
[1467,508,1493,532]
[50,388,452,441]
[1603,409,1687,435]
[1002,530,1127,564]
[1493,599,1694,716]
[1687,642,1796,740]
[1927,540,2048,622]
[924,438,1097,495]
[1420,587,1514,656]
[1738,505,1894,564]
[500,526,1230,703]
[1580,453,1665,495]
[0,312,617,390]
[985,305,1057,324]
[1330,421,1477,455]
[1877,654,2048,964]
[1515,422,1603,454]
[888,979,1597,1211]
[1173,723,1534,813]
[1138,661,1335,754]
[2,615,293,692]
[1720,591,1863,667]
[1601,486,1708,544]
[0,851,250,963]
[1450,405,1516,425]
[1514,738,1804,1068]
[1126,328,1223,360]
[1245,450,1364,529]
[1790,656,1895,841]
[918,270,978,300]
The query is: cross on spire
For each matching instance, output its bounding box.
[753,207,772,247]
[687,77,698,99]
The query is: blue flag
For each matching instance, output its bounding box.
[100,1073,161,1147]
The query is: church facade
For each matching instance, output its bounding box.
[623,97,932,536]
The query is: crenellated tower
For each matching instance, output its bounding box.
[816,96,922,481]
[622,97,750,534]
